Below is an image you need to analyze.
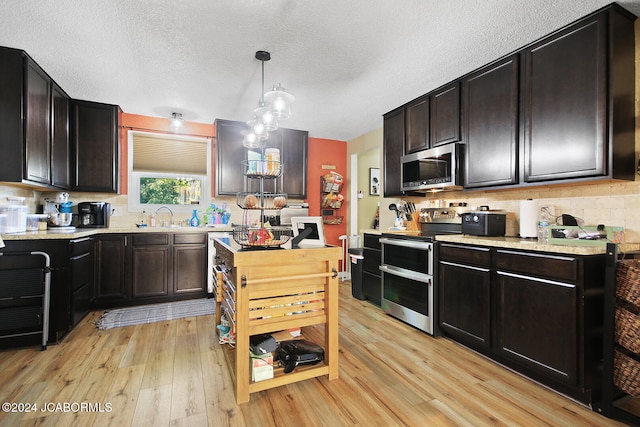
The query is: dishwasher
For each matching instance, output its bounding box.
[0,250,51,350]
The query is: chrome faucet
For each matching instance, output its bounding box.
[155,206,174,226]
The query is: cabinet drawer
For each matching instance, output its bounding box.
[132,233,169,246]
[70,252,93,291]
[363,248,381,274]
[0,269,43,298]
[364,233,381,250]
[174,233,206,245]
[438,243,491,267]
[70,237,93,257]
[0,306,42,332]
[496,250,578,282]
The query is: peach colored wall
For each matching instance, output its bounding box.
[119,113,216,195]
[307,137,348,247]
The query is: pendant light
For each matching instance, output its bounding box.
[242,50,294,147]
[264,83,294,120]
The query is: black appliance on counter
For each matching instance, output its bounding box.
[77,202,110,228]
[461,208,506,236]
[379,207,463,335]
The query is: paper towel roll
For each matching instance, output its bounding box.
[519,199,538,238]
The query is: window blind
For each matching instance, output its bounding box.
[132,133,207,174]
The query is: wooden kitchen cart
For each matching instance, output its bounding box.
[213,237,341,404]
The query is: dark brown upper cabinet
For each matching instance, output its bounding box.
[51,83,70,189]
[214,119,308,199]
[463,56,519,188]
[0,47,70,189]
[72,100,120,193]
[404,95,429,154]
[430,82,461,147]
[383,107,405,197]
[521,5,635,184]
[24,59,52,185]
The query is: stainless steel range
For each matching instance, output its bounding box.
[379,207,463,334]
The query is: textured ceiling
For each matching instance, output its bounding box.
[1,0,639,141]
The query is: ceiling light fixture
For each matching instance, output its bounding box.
[170,112,184,130]
[243,50,294,148]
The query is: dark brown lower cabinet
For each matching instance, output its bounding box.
[495,270,577,385]
[1,237,95,349]
[173,233,206,295]
[131,233,169,298]
[93,232,207,309]
[94,234,128,305]
[438,242,605,405]
[438,259,491,349]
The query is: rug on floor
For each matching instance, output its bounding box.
[95,298,216,330]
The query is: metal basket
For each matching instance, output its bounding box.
[236,192,288,210]
[241,160,282,178]
[233,226,291,248]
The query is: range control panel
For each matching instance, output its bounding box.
[419,208,463,224]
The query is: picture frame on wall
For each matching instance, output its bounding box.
[369,168,380,195]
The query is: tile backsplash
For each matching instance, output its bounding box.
[391,180,640,243]
[3,178,640,242]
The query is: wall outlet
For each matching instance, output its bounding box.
[111,206,123,217]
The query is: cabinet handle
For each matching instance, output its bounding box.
[70,237,92,244]
[124,236,128,247]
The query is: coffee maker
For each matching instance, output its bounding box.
[77,202,110,228]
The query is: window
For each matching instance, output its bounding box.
[128,131,211,214]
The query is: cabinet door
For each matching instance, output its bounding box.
[495,271,578,385]
[522,15,606,182]
[132,245,169,298]
[51,83,70,189]
[130,233,169,299]
[404,95,429,154]
[94,234,128,304]
[438,260,491,349]
[24,59,51,185]
[430,82,461,147]
[72,100,119,192]
[215,119,248,196]
[463,56,519,188]
[276,127,308,198]
[173,245,206,295]
[383,107,404,197]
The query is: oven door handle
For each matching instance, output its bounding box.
[379,265,431,283]
[379,237,432,251]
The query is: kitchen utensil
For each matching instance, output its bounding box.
[47,212,73,227]
[388,203,400,218]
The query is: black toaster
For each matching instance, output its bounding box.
[461,210,507,236]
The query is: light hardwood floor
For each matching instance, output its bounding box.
[0,281,629,426]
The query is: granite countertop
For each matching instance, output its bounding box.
[1,226,233,241]
[435,234,640,255]
[359,229,640,255]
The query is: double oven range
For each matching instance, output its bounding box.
[379,207,462,335]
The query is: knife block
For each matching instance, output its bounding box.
[406,212,421,231]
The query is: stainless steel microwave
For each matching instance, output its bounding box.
[401,142,463,192]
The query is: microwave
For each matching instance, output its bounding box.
[401,143,463,192]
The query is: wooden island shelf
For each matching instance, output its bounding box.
[213,237,341,403]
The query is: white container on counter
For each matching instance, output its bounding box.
[26,214,49,231]
[0,205,28,233]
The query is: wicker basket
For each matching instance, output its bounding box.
[614,349,640,397]
[323,216,343,225]
[616,259,640,308]
[616,306,640,354]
